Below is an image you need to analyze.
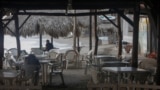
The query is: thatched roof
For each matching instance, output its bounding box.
[4,14,73,38]
[40,16,73,37]
[4,10,117,38]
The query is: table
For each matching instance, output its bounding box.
[101,61,129,67]
[0,70,20,85]
[36,54,47,60]
[94,55,122,70]
[102,67,151,83]
[94,55,118,65]
[23,54,47,60]
[39,59,51,85]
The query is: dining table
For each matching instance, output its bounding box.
[101,67,151,83]
[101,61,130,67]
[94,55,118,65]
[94,55,125,70]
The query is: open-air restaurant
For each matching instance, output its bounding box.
[0,0,160,90]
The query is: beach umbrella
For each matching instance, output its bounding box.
[4,15,73,38]
[40,16,73,38]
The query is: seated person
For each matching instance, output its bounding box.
[45,40,54,51]
[124,43,132,53]
[21,54,41,85]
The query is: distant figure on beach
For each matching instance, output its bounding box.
[45,39,54,51]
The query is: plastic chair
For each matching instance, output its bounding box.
[46,49,59,60]
[49,53,65,86]
[84,50,95,75]
[4,49,20,69]
[31,48,43,55]
[64,50,79,69]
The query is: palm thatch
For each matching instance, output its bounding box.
[4,15,73,38]
[40,16,73,38]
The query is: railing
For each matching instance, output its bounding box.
[0,79,42,90]
[87,81,160,90]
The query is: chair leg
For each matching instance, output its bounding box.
[60,73,65,86]
[65,60,68,69]
[84,64,88,75]
[49,73,52,85]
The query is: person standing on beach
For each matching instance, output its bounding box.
[45,39,54,51]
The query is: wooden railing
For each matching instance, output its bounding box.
[0,79,42,90]
[87,81,160,90]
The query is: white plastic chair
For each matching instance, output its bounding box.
[84,50,95,74]
[48,53,65,86]
[31,48,43,55]
[46,49,59,60]
[64,50,79,69]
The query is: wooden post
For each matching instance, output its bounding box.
[89,10,92,51]
[73,10,76,50]
[117,14,122,59]
[0,12,4,69]
[156,11,160,85]
[131,3,140,68]
[77,35,80,52]
[38,24,42,49]
[14,11,21,58]
[94,10,98,55]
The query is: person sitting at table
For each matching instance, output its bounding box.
[45,39,54,51]
[21,54,41,85]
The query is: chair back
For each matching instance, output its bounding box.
[31,48,43,55]
[49,53,64,74]
[8,48,18,57]
[64,50,79,62]
[86,50,94,60]
[46,49,59,60]
[4,50,17,69]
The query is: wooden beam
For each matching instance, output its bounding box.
[113,8,134,27]
[2,23,16,36]
[14,11,21,58]
[102,14,118,28]
[17,11,116,16]
[19,15,31,30]
[2,15,14,29]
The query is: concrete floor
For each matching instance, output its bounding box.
[43,69,91,90]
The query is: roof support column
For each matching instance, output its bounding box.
[131,3,140,68]
[94,10,98,55]
[89,10,92,51]
[0,12,4,69]
[14,10,21,58]
[117,14,122,59]
[156,13,160,85]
